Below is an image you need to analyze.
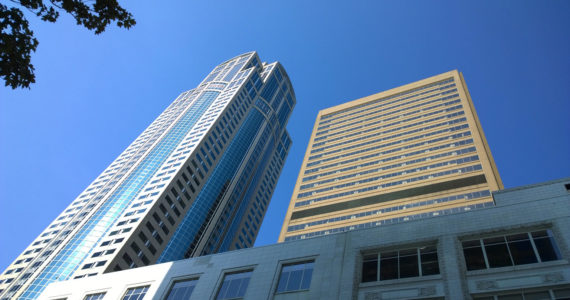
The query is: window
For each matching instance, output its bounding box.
[362,245,439,282]
[276,261,314,293]
[473,287,570,299]
[216,270,252,300]
[123,253,136,269]
[84,292,106,300]
[165,278,198,300]
[121,286,149,300]
[462,230,562,271]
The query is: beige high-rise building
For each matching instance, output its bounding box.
[279,70,502,242]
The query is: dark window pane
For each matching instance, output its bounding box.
[300,268,313,290]
[121,286,149,300]
[362,258,378,282]
[420,246,437,254]
[497,294,523,300]
[84,293,106,300]
[216,282,229,300]
[217,271,252,300]
[148,244,157,255]
[166,279,197,300]
[362,254,378,282]
[380,251,398,258]
[463,246,486,270]
[379,257,398,280]
[237,278,249,297]
[523,291,551,300]
[286,270,303,291]
[533,236,561,262]
[462,240,481,248]
[531,230,548,238]
[420,252,440,275]
[277,261,314,293]
[506,233,529,242]
[225,278,241,299]
[553,288,570,298]
[399,253,419,278]
[483,236,506,245]
[484,243,513,268]
[508,240,538,265]
[276,272,289,293]
[399,248,417,256]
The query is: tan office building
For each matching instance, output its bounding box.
[279,70,503,242]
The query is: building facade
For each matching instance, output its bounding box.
[279,70,502,242]
[0,52,296,300]
[37,178,570,300]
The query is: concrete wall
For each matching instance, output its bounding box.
[39,178,570,300]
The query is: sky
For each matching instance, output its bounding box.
[1,1,569,272]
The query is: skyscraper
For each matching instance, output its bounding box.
[0,52,295,300]
[279,70,501,242]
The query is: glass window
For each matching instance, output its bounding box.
[216,270,252,300]
[506,233,537,265]
[483,237,513,268]
[165,278,198,300]
[462,240,486,271]
[276,261,314,293]
[473,287,569,299]
[420,246,440,276]
[361,255,378,283]
[532,230,562,262]
[554,288,570,299]
[84,292,106,300]
[379,251,398,280]
[362,245,439,283]
[462,230,562,271]
[122,285,149,300]
[497,295,523,300]
[399,249,419,278]
[523,291,551,300]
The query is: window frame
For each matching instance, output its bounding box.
[461,229,563,271]
[161,275,201,300]
[360,243,440,283]
[82,291,107,300]
[214,267,255,300]
[120,284,151,300]
[472,286,570,300]
[275,259,316,294]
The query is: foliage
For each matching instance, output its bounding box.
[0,0,135,89]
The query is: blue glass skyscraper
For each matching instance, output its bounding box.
[0,52,295,300]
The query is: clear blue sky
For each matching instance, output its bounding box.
[1,1,569,271]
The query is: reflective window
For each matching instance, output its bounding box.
[362,245,439,282]
[276,261,314,293]
[84,292,106,300]
[122,285,149,300]
[462,230,561,271]
[216,270,252,300]
[165,278,198,300]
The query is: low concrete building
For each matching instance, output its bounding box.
[38,178,570,300]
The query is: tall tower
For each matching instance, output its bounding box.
[0,52,295,300]
[279,70,501,242]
